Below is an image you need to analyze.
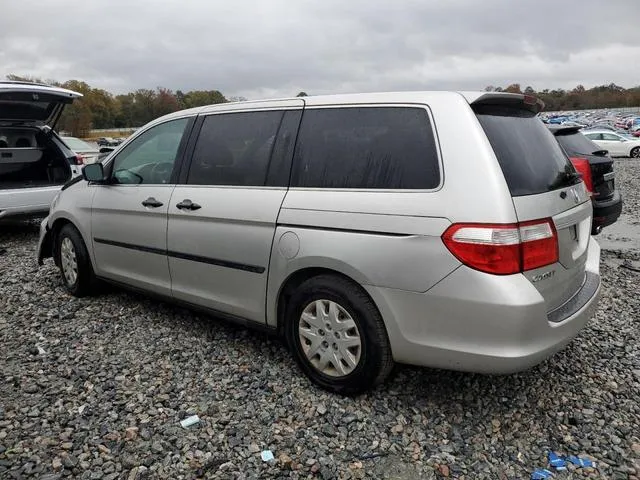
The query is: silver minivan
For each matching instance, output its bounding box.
[0,82,83,220]
[37,92,601,394]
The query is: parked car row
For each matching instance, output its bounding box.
[542,110,640,146]
[542,109,640,132]
[582,130,640,158]
[61,136,100,164]
[97,136,125,147]
[548,126,622,234]
[35,88,603,393]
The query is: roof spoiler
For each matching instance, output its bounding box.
[465,92,545,114]
[547,125,582,134]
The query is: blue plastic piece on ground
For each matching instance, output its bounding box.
[567,455,595,468]
[261,450,274,462]
[531,468,554,479]
[548,452,567,470]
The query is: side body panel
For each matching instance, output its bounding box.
[167,101,304,323]
[167,186,286,322]
[266,93,519,327]
[91,184,175,295]
[45,181,97,261]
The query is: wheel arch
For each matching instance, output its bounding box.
[274,266,381,334]
[49,216,93,268]
[48,217,74,266]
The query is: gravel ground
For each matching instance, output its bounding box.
[1,160,639,480]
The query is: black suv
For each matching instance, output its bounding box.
[549,125,622,234]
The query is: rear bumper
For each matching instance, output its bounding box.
[366,238,601,374]
[592,191,622,231]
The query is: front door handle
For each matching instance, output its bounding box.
[142,197,163,208]
[176,199,201,211]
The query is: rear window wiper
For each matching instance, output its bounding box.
[548,170,581,190]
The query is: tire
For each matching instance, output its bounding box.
[284,274,394,395]
[55,224,97,297]
[630,147,640,158]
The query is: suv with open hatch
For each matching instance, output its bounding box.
[0,81,82,220]
[37,92,602,394]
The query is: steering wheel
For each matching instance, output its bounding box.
[150,162,174,184]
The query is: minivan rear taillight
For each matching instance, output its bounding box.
[74,154,85,165]
[569,157,593,195]
[442,219,558,275]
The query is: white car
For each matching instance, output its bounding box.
[0,81,82,220]
[62,136,100,164]
[583,130,640,158]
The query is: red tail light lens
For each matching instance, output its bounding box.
[570,157,593,194]
[74,154,85,165]
[519,220,559,271]
[442,219,558,275]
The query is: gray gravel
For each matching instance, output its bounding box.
[1,160,640,479]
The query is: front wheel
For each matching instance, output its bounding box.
[630,147,640,158]
[284,275,394,394]
[55,224,97,297]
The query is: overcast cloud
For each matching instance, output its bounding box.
[1,0,639,99]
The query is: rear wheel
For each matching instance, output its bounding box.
[55,224,97,297]
[630,147,640,158]
[284,275,394,394]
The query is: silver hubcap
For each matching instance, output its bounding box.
[632,148,640,158]
[60,237,78,286]
[298,299,362,377]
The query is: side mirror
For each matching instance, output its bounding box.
[82,162,106,182]
[99,147,114,154]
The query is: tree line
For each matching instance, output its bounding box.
[485,83,640,112]
[7,74,640,136]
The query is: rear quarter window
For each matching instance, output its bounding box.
[475,106,578,196]
[291,106,440,189]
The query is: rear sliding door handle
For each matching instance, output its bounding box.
[176,199,201,211]
[141,197,163,208]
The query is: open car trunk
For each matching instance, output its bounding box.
[0,128,72,189]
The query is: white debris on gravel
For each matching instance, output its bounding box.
[0,160,639,479]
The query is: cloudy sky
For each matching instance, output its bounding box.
[1,0,639,99]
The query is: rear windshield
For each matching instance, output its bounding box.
[554,131,600,156]
[475,106,579,196]
[0,92,66,122]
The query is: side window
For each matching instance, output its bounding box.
[291,107,440,189]
[584,133,599,141]
[265,110,303,186]
[111,118,189,184]
[602,133,621,141]
[187,111,284,186]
